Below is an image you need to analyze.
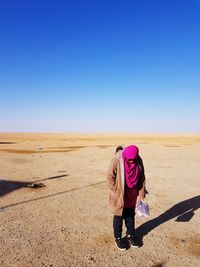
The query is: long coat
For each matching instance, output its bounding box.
[106,153,146,216]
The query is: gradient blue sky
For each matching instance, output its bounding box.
[0,0,200,133]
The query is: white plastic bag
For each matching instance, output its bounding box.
[135,200,150,217]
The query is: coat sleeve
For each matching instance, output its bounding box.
[138,156,146,199]
[106,157,118,191]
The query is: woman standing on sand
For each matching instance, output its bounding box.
[107,145,146,250]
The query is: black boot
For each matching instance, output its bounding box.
[127,234,139,248]
[115,237,127,251]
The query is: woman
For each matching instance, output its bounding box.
[107,145,146,250]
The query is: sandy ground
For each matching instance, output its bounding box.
[0,133,199,267]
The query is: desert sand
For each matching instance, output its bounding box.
[0,133,199,267]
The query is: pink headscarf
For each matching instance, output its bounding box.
[122,145,139,188]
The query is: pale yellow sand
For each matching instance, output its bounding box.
[0,133,199,267]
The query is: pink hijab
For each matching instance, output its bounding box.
[122,145,139,188]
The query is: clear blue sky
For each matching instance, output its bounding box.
[0,0,200,133]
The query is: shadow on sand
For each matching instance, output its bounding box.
[0,180,105,210]
[135,195,200,246]
[0,175,68,198]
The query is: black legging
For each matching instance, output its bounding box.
[113,208,135,239]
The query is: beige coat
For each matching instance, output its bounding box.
[106,154,146,216]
